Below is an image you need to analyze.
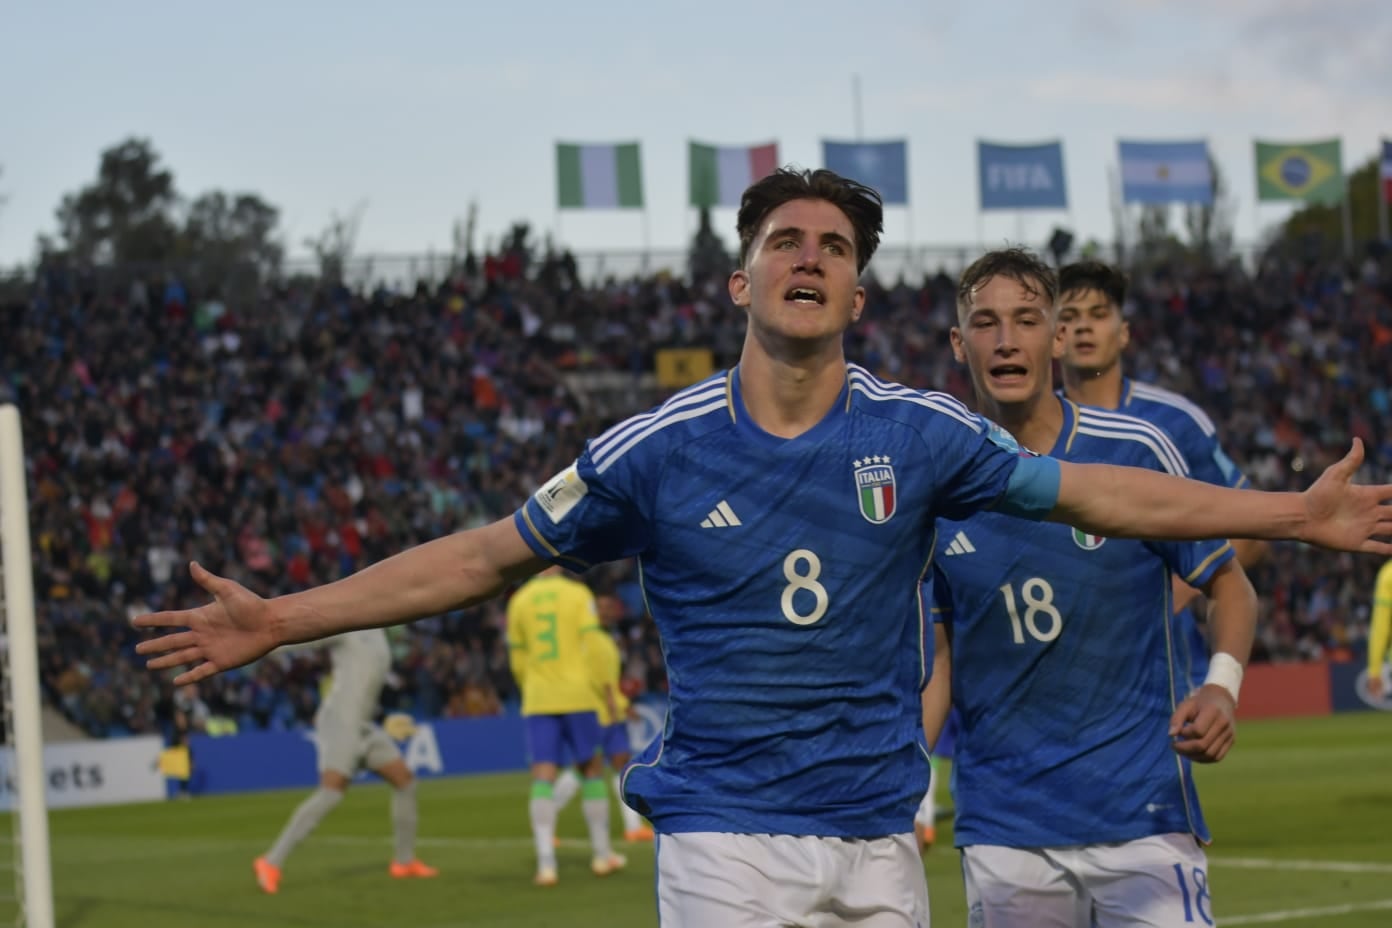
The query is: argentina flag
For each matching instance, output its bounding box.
[1118,140,1213,205]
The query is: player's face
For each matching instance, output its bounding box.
[729,198,866,346]
[950,274,1061,408]
[1057,287,1129,376]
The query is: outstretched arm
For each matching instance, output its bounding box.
[135,517,549,685]
[1045,440,1392,554]
[1169,558,1257,763]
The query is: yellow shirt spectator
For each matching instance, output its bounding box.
[589,630,628,727]
[1368,560,1392,697]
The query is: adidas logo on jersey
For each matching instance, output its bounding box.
[700,500,742,528]
[944,531,975,556]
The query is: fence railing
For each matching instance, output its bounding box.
[9,240,1277,302]
[279,241,1271,291]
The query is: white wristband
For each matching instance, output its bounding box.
[1204,652,1244,705]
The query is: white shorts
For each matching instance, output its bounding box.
[316,720,400,777]
[655,832,929,928]
[961,833,1211,928]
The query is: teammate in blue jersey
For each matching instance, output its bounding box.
[1056,261,1270,691]
[134,169,1392,927]
[925,248,1258,927]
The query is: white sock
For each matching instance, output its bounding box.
[391,781,418,864]
[580,778,613,859]
[553,768,581,813]
[916,760,939,827]
[529,782,558,871]
[613,773,643,834]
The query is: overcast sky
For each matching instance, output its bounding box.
[3,0,1388,268]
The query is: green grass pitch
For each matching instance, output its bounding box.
[5,712,1389,927]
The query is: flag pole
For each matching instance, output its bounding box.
[1341,188,1353,259]
[852,74,863,141]
[1375,140,1386,243]
[906,208,917,278]
[641,208,651,275]
[1381,183,1390,242]
[1380,145,1390,241]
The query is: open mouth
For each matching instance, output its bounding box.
[784,286,825,305]
[989,364,1029,381]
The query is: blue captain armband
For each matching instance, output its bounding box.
[995,455,1061,520]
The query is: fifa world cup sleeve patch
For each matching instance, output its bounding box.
[983,418,1040,457]
[534,463,589,524]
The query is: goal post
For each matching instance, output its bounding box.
[0,405,55,928]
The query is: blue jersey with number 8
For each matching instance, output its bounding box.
[515,364,1024,837]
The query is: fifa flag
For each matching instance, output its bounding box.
[1255,139,1343,205]
[822,140,909,205]
[689,141,779,207]
[1382,139,1392,204]
[1118,140,1213,205]
[978,141,1068,210]
[556,142,644,209]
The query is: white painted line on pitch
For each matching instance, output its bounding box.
[321,835,608,850]
[50,833,618,861]
[1211,856,1392,875]
[1220,898,1392,925]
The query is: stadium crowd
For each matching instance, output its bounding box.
[2,240,1389,738]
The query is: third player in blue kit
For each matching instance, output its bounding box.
[1057,261,1269,693]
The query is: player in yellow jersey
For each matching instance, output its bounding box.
[1367,560,1392,699]
[507,566,625,886]
[553,593,655,842]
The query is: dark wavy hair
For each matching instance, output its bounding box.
[736,168,884,274]
[957,247,1059,318]
[1059,260,1128,308]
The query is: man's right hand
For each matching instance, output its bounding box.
[133,562,282,684]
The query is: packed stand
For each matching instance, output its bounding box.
[2,243,1388,738]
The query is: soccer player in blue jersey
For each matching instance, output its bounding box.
[925,248,1258,927]
[1056,260,1269,691]
[135,169,1392,927]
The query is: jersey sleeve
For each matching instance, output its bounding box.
[513,438,655,570]
[927,560,954,628]
[1116,437,1234,586]
[918,401,1027,521]
[1153,537,1235,589]
[1175,421,1249,490]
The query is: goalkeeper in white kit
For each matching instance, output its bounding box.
[254,628,437,893]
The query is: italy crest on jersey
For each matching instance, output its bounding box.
[1071,528,1106,550]
[854,456,897,524]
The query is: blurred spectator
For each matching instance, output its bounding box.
[3,243,1388,738]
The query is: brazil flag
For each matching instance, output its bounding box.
[1255,139,1344,204]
